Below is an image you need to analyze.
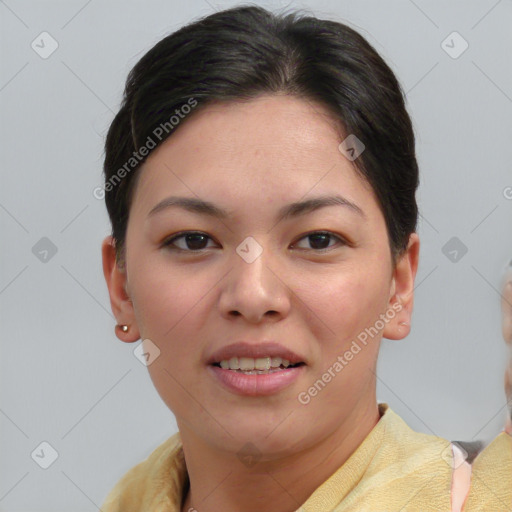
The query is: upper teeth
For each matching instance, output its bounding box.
[218,356,293,370]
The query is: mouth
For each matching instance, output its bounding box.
[208,357,306,396]
[211,356,306,375]
[206,341,307,395]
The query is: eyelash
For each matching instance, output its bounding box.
[161,230,347,253]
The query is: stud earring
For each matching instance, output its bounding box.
[116,324,129,333]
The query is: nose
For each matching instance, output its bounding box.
[218,242,291,324]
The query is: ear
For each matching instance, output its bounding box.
[382,233,420,340]
[101,235,140,343]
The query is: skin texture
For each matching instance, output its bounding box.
[102,94,420,512]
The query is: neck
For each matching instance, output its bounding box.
[179,398,381,512]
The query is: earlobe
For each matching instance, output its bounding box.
[382,233,420,341]
[101,235,141,343]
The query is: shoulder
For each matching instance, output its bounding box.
[376,404,453,466]
[337,404,455,511]
[462,431,512,511]
[101,431,187,512]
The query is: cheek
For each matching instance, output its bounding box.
[298,271,387,414]
[130,260,216,361]
[131,262,217,415]
[133,259,198,322]
[298,264,391,347]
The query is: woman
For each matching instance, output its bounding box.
[100,5,511,511]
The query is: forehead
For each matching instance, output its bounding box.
[173,94,344,156]
[130,94,378,219]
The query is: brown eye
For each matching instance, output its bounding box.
[162,232,216,252]
[293,231,345,251]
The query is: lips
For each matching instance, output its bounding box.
[206,341,307,396]
[207,341,306,366]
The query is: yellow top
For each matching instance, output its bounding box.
[101,403,511,512]
[463,430,512,511]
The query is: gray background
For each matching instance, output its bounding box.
[1,0,512,510]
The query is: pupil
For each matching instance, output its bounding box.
[309,233,330,250]
[186,234,207,250]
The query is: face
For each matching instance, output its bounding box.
[103,94,418,458]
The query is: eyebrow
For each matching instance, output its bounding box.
[147,194,366,222]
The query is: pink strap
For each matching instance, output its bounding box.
[450,443,472,512]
